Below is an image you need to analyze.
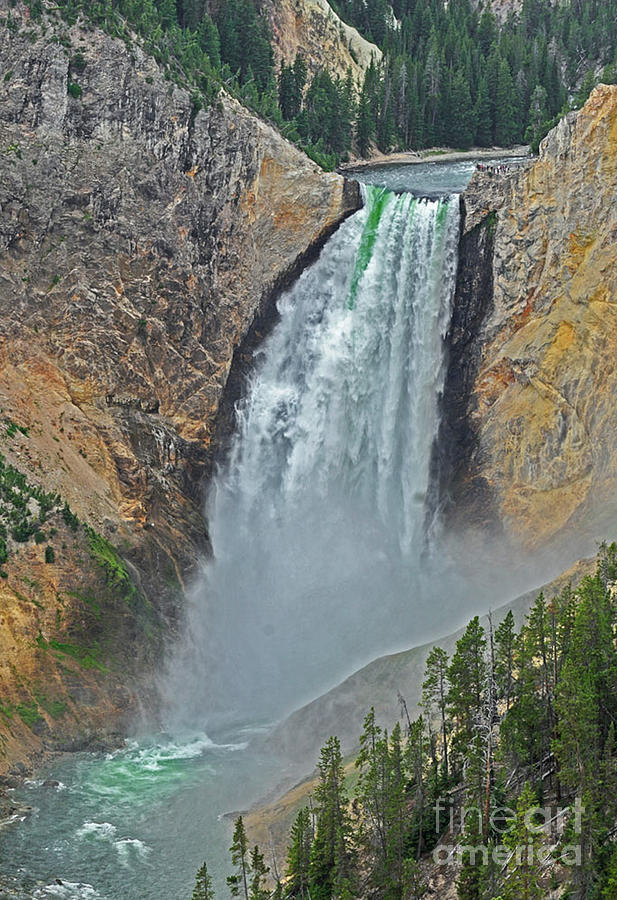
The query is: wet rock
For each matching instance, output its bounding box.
[0,776,21,790]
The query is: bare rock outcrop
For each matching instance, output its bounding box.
[261,0,381,82]
[0,1,361,770]
[441,85,617,558]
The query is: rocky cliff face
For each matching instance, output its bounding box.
[261,0,381,82]
[441,85,617,560]
[471,0,524,20]
[0,0,360,771]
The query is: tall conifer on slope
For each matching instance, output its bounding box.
[447,617,487,761]
[249,846,270,900]
[309,736,355,900]
[228,816,250,900]
[286,808,312,900]
[421,646,450,778]
[192,860,215,900]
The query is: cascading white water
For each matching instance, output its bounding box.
[168,185,461,726]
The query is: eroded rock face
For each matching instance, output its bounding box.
[261,0,381,82]
[0,1,361,769]
[0,2,360,572]
[471,0,523,21]
[442,85,617,558]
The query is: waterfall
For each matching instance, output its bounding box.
[167,185,461,726]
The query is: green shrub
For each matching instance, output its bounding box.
[16,701,43,729]
[12,520,33,542]
[45,545,55,564]
[48,638,106,671]
[35,692,66,718]
[62,503,79,532]
[67,82,82,99]
[70,51,86,73]
[5,418,29,438]
[85,526,138,604]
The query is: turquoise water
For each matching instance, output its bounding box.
[346,155,528,196]
[1,731,283,899]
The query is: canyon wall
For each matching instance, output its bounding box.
[261,0,381,81]
[0,0,360,772]
[441,84,617,561]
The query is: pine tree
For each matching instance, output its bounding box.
[355,710,409,899]
[474,73,493,147]
[495,610,516,711]
[310,737,354,900]
[286,808,312,899]
[554,571,617,897]
[494,57,518,146]
[404,717,427,857]
[192,860,215,900]
[448,69,475,150]
[456,732,489,900]
[249,846,270,900]
[401,857,426,900]
[356,72,375,157]
[421,646,450,777]
[501,783,543,900]
[447,617,487,759]
[279,63,297,120]
[384,723,407,899]
[293,54,307,110]
[228,816,250,900]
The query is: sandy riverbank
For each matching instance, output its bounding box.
[340,145,531,170]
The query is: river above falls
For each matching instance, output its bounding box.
[345,154,529,195]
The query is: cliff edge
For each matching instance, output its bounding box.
[441,85,617,562]
[0,0,360,772]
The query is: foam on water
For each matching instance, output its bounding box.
[76,822,117,841]
[34,883,103,899]
[114,838,152,866]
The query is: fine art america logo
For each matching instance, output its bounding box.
[432,797,583,868]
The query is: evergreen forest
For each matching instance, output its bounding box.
[194,543,617,900]
[21,0,617,167]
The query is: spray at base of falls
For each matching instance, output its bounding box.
[165,185,462,728]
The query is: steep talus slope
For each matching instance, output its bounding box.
[441,84,617,557]
[261,0,381,81]
[0,1,360,771]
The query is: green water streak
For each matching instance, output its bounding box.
[348,187,392,310]
[435,197,449,229]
